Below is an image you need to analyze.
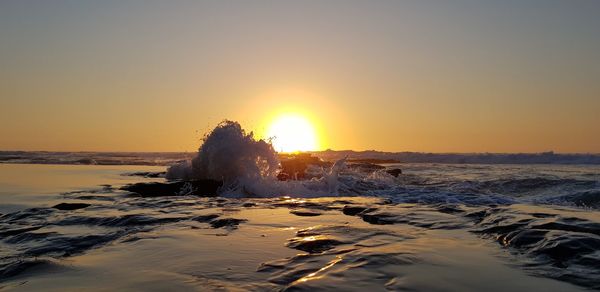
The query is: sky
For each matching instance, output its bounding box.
[1,0,599,153]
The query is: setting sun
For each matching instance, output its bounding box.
[267,114,318,153]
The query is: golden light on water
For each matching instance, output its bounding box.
[267,114,318,153]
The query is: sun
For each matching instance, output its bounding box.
[267,114,318,153]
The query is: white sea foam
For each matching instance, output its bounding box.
[167,120,278,182]
[163,121,600,207]
[166,121,379,198]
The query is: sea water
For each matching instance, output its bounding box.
[0,161,598,290]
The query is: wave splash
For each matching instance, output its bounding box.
[166,120,349,198]
[167,120,279,182]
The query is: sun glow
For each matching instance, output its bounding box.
[267,114,318,153]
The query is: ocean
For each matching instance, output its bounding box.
[1,152,599,290]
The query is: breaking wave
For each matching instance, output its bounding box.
[167,120,279,182]
[166,120,350,198]
[159,121,600,210]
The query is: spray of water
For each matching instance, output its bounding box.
[166,120,364,197]
[167,120,279,182]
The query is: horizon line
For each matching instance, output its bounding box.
[1,149,599,156]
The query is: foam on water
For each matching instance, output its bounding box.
[166,121,353,198]
[162,121,600,209]
[167,120,279,182]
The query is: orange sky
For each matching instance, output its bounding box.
[1,1,599,153]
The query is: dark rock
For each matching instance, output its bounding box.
[342,205,376,216]
[121,182,180,197]
[209,218,247,229]
[192,214,220,222]
[287,236,343,253]
[290,210,322,217]
[52,203,91,210]
[378,199,394,205]
[278,153,329,181]
[386,168,402,177]
[360,213,398,225]
[465,210,488,220]
[276,172,290,181]
[434,204,464,214]
[123,171,166,178]
[121,180,222,197]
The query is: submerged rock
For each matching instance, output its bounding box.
[209,218,247,229]
[386,168,402,177]
[342,205,377,216]
[360,213,398,225]
[290,209,322,217]
[123,171,166,178]
[287,235,344,253]
[121,180,222,197]
[52,203,91,210]
[192,214,220,222]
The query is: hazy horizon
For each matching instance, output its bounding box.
[1,1,599,153]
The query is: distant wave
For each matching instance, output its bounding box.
[315,150,600,165]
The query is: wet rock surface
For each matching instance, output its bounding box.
[287,235,343,253]
[289,209,322,217]
[209,218,247,229]
[52,203,91,210]
[122,171,166,178]
[386,168,403,177]
[342,205,375,216]
[121,180,222,197]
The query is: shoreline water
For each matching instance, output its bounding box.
[1,199,585,291]
[1,163,599,290]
